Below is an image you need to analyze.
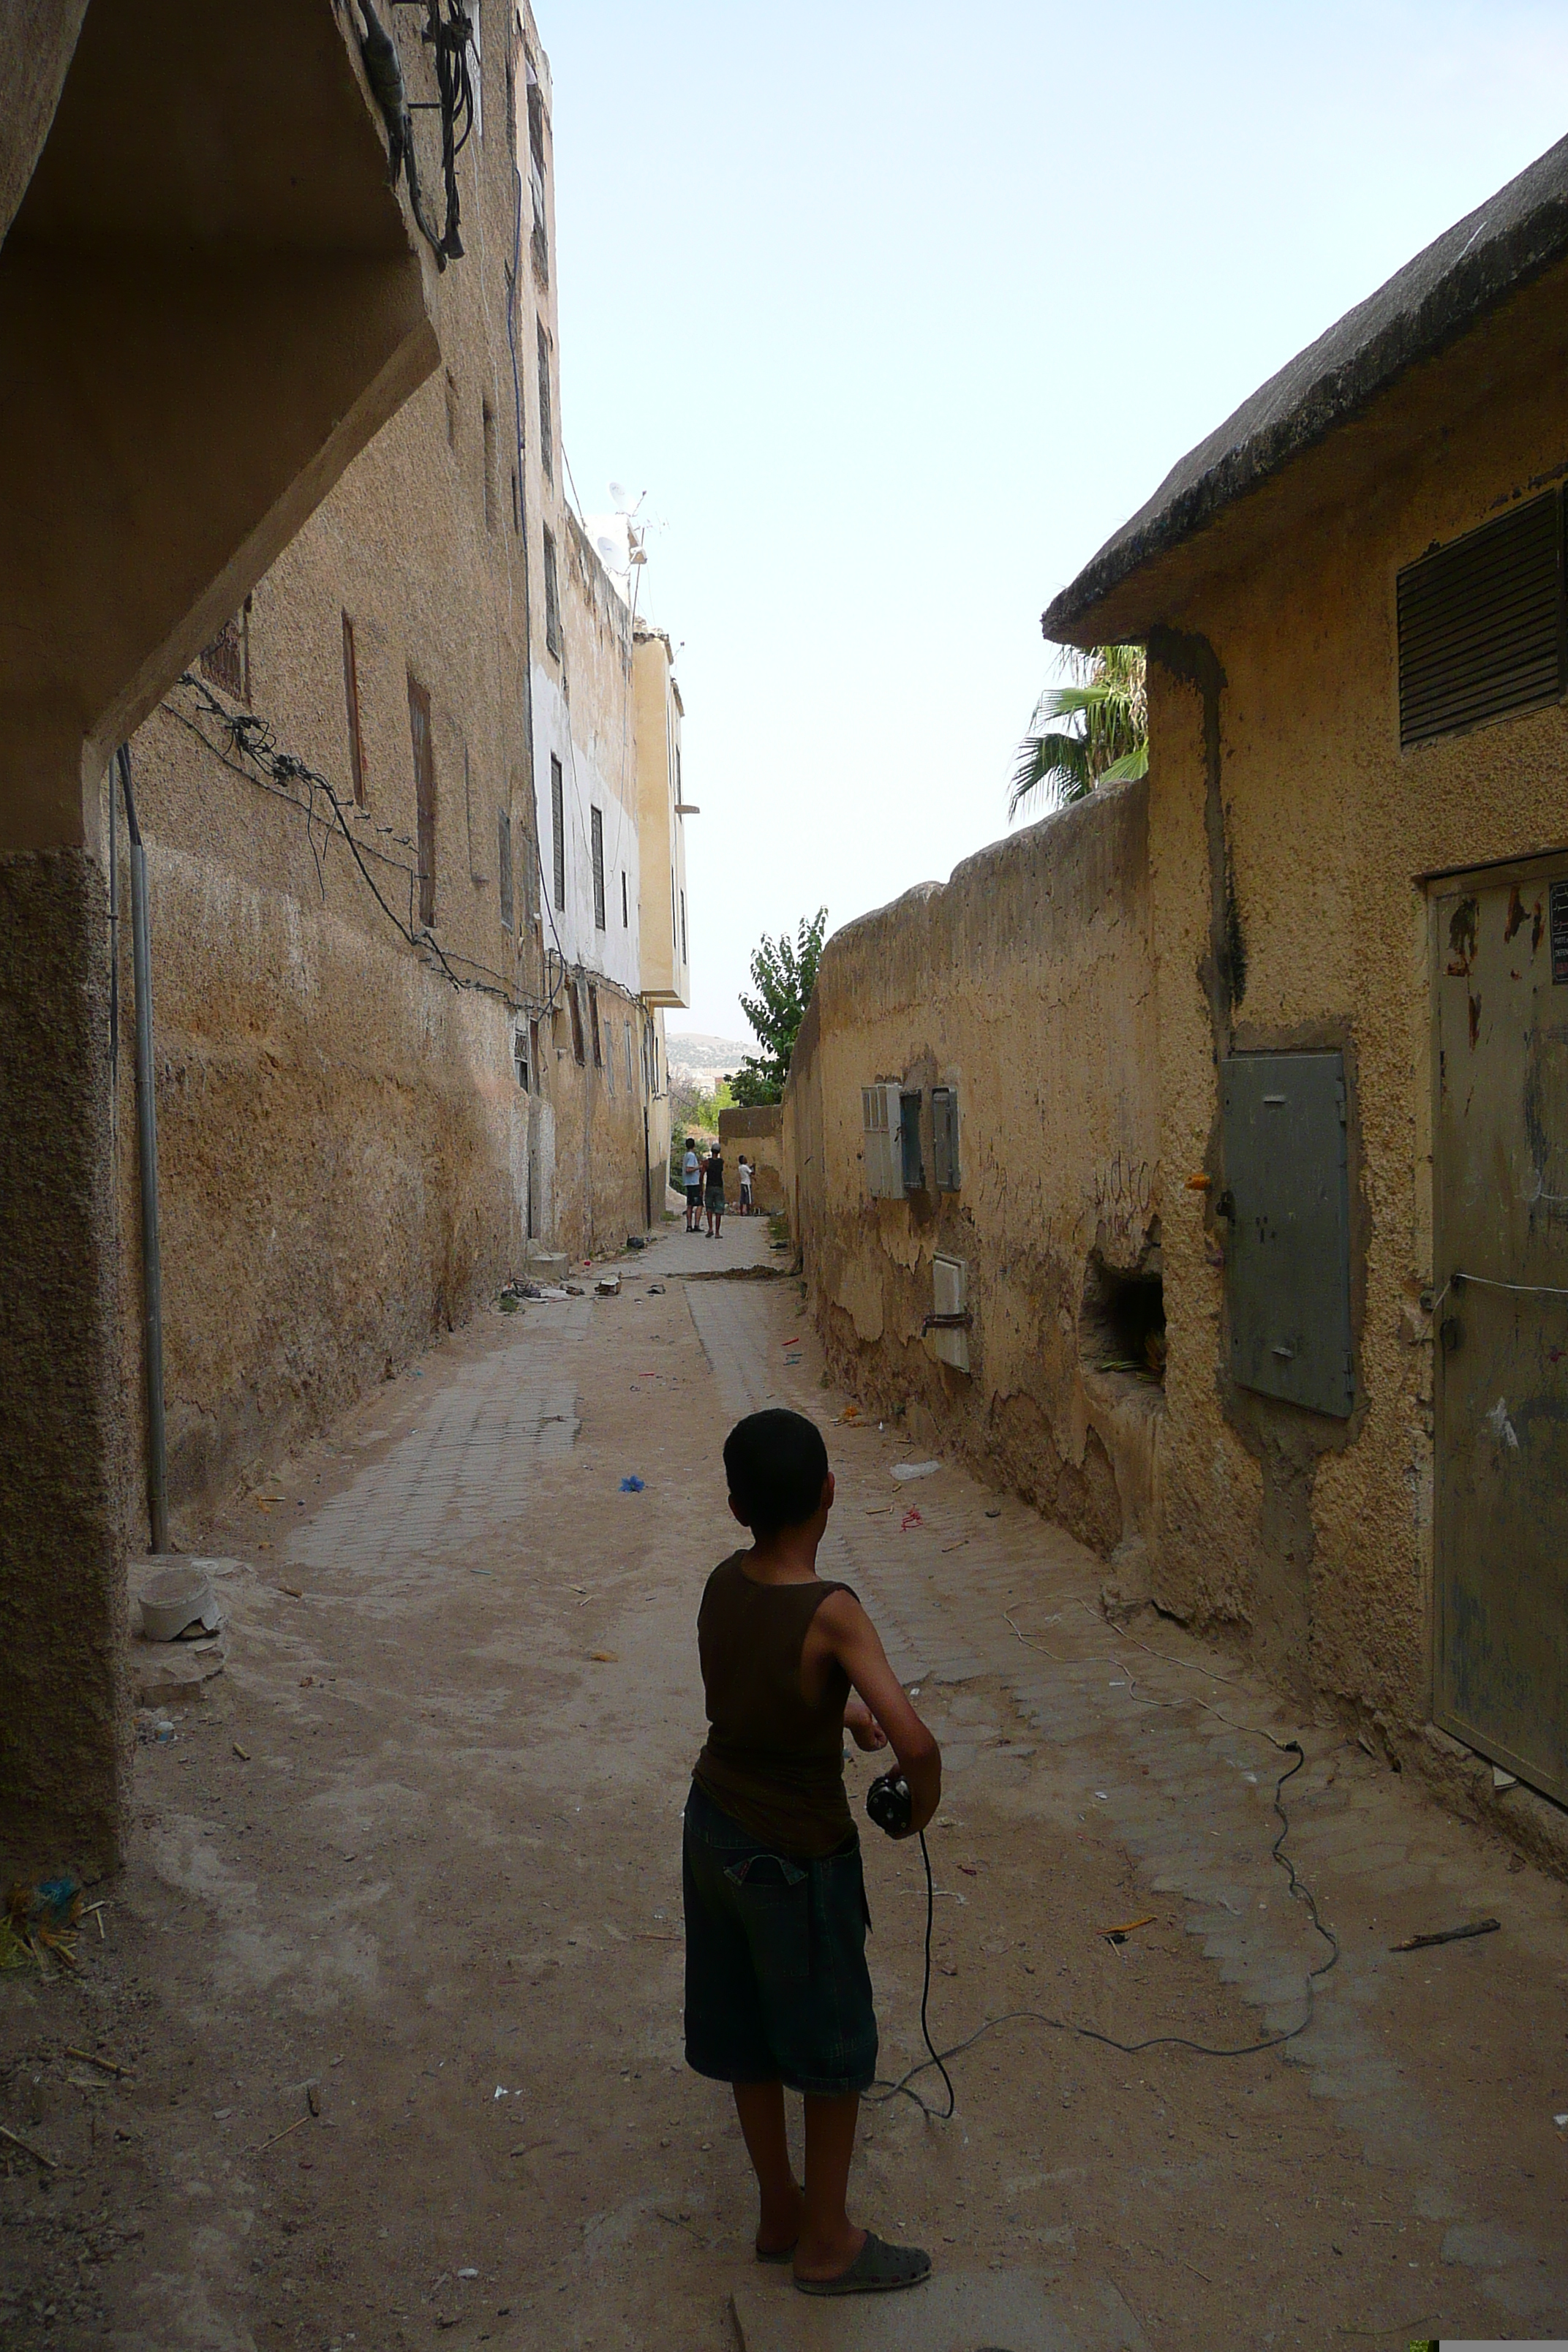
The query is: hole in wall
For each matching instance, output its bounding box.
[1079,1247,1166,1384]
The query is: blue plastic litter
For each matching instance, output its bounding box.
[619,1475,646,1493]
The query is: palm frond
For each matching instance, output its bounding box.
[1009,728,1093,817]
[1098,742,1150,785]
[1010,644,1148,815]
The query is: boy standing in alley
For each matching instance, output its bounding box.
[683,1409,941,2295]
[682,1137,702,1232]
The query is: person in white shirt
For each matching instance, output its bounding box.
[739,1156,754,1215]
[682,1139,702,1232]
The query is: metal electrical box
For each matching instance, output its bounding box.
[930,1254,970,1372]
[861,1084,904,1199]
[1221,1052,1354,1417]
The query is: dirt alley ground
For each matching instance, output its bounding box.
[3,1215,1567,2351]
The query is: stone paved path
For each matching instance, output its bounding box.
[2,1226,1564,2352]
[687,1278,1568,2341]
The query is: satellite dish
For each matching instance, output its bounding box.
[595,534,622,563]
[609,480,632,508]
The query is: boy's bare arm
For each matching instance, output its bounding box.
[816,1592,941,1833]
[843,1694,889,1751]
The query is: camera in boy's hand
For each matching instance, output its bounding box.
[865,1767,913,1838]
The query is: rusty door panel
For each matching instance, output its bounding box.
[1433,856,1568,1805]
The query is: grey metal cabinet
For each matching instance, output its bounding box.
[1221,1052,1354,1418]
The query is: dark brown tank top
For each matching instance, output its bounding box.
[692,1553,855,1858]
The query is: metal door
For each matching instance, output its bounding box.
[1433,856,1568,1803]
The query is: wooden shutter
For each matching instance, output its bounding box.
[591,805,606,930]
[497,807,513,930]
[407,676,436,928]
[200,605,250,704]
[543,527,561,655]
[1398,492,1566,747]
[550,755,565,911]
[537,322,554,485]
[341,612,366,804]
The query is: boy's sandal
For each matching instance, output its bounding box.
[793,2232,932,2296]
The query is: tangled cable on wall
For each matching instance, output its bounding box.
[354,0,476,269]
[162,671,519,1009]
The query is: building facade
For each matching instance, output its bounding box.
[785,137,1568,1864]
[111,1,686,1552]
[1,0,442,1877]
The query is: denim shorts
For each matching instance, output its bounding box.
[682,1781,878,2097]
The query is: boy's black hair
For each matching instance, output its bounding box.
[725,1409,829,1539]
[685,1135,696,1147]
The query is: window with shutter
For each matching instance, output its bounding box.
[1398,491,1567,747]
[482,398,498,532]
[591,806,606,930]
[543,527,562,656]
[200,603,250,704]
[537,322,554,486]
[341,611,365,804]
[407,675,436,929]
[550,755,565,911]
[498,809,514,931]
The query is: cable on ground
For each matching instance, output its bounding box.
[867,1701,1339,2120]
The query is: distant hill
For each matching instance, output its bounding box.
[666,1033,750,1088]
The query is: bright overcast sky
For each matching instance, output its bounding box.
[543,1,1568,1043]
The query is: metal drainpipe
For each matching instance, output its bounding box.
[117,745,170,1553]
[643,1101,652,1232]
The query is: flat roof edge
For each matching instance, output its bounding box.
[1045,137,1568,644]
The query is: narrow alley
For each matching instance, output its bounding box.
[2,1225,1564,2352]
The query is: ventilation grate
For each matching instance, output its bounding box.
[1398,492,1566,748]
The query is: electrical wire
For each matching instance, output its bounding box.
[866,1725,1339,2120]
[1436,1270,1568,1303]
[165,671,520,1009]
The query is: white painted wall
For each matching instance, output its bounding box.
[532,663,643,996]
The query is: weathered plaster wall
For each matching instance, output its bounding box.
[0,851,129,1878]
[1144,341,1568,1741]
[0,0,438,1879]
[112,0,657,1535]
[784,780,1159,1558]
[719,1105,785,1212]
[540,967,662,1255]
[110,806,529,1527]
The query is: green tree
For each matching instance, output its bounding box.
[730,909,827,1107]
[1010,643,1148,817]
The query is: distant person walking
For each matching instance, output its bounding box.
[739,1156,754,1216]
[683,1138,702,1232]
[704,1145,726,1239]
